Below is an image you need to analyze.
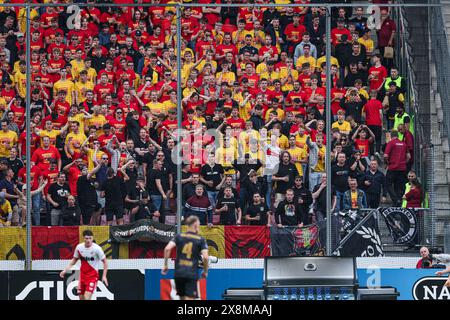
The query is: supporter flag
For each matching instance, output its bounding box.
[379,207,418,245]
[160,279,207,300]
[270,223,325,256]
[32,227,79,259]
[0,227,26,260]
[334,211,384,257]
[225,226,271,258]
[182,225,226,259]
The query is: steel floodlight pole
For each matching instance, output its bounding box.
[325,7,333,256]
[25,5,32,271]
[176,5,182,234]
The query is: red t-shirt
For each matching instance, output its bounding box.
[354,138,370,157]
[284,23,306,43]
[19,131,39,157]
[368,65,387,91]
[68,165,82,196]
[31,146,61,172]
[18,165,41,191]
[41,167,59,195]
[109,118,127,142]
[364,98,383,126]
[384,138,408,171]
[331,27,351,46]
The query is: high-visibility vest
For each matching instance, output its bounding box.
[402,182,411,208]
[384,76,403,91]
[394,112,412,140]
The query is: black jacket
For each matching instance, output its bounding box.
[62,205,81,226]
[362,170,387,197]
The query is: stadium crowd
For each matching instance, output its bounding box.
[0,0,423,229]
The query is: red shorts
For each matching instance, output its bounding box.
[77,277,98,296]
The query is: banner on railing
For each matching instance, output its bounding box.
[379,207,418,245]
[0,228,26,260]
[334,211,384,257]
[182,226,226,259]
[270,223,325,257]
[109,219,176,243]
[32,227,79,260]
[225,226,270,258]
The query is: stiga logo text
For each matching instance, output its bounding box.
[412,277,450,300]
[15,281,113,300]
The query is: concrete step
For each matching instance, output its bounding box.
[435,185,450,198]
[435,202,450,211]
[443,138,450,152]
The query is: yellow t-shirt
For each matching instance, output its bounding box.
[255,62,268,76]
[216,71,236,86]
[332,120,351,134]
[351,190,358,208]
[0,97,7,119]
[146,101,168,117]
[70,59,86,80]
[265,108,285,122]
[232,29,247,51]
[233,93,252,121]
[17,7,39,33]
[295,56,317,72]
[0,130,17,158]
[215,145,237,174]
[87,114,108,135]
[163,100,176,111]
[245,30,266,49]
[358,37,374,55]
[316,55,340,71]
[0,199,12,225]
[295,134,309,150]
[74,80,95,104]
[38,129,60,146]
[183,87,197,98]
[196,60,217,73]
[288,147,308,177]
[65,132,87,153]
[13,71,26,98]
[53,79,75,105]
[68,114,87,135]
[238,130,261,154]
[259,71,280,90]
[87,68,98,84]
[314,145,326,172]
[86,148,106,171]
[278,68,299,92]
[358,88,369,100]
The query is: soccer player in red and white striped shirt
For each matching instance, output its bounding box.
[60,230,108,300]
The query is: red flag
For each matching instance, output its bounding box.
[225,226,271,258]
[32,227,79,259]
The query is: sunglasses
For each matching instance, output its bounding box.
[102,157,109,160]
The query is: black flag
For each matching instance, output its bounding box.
[334,211,384,257]
[379,207,418,245]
